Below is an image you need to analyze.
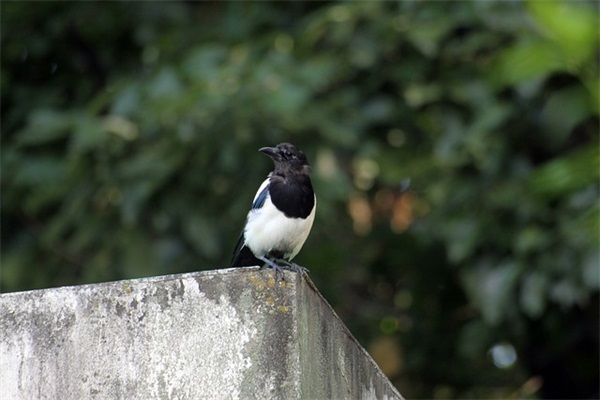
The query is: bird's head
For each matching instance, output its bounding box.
[259,143,311,175]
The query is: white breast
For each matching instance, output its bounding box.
[244,191,316,260]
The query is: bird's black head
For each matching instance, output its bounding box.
[259,143,311,175]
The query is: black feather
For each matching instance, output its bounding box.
[230,238,261,267]
[268,175,314,219]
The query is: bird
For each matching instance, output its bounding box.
[230,143,316,280]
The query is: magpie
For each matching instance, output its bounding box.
[230,143,316,280]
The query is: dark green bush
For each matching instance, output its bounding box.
[2,1,597,398]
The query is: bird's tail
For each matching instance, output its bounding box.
[230,243,263,267]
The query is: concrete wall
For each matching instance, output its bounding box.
[0,267,403,400]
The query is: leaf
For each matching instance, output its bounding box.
[182,44,228,83]
[520,271,549,318]
[539,85,593,151]
[488,40,564,88]
[560,192,599,248]
[297,57,337,91]
[529,144,599,198]
[265,79,310,115]
[110,84,141,116]
[102,115,138,141]
[405,18,456,58]
[13,155,66,186]
[514,225,552,256]
[17,109,73,146]
[581,250,600,290]
[549,279,587,307]
[70,114,108,153]
[461,260,520,325]
[527,0,598,66]
[148,67,183,100]
[581,205,600,244]
[446,218,481,264]
[362,96,395,123]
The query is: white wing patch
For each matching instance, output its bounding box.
[253,178,270,204]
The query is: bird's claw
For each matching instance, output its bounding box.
[258,256,308,281]
[279,260,310,276]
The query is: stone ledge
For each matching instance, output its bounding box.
[0,267,403,400]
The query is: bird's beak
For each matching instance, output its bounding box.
[259,146,280,161]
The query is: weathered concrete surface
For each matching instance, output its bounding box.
[0,267,403,400]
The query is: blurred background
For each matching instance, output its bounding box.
[1,1,598,398]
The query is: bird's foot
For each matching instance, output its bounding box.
[278,259,310,276]
[258,257,309,281]
[258,256,286,281]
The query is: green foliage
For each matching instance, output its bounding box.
[2,1,598,398]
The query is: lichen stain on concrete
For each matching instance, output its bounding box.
[121,283,134,295]
[244,272,295,316]
[277,306,289,313]
[246,270,294,292]
[248,273,268,291]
